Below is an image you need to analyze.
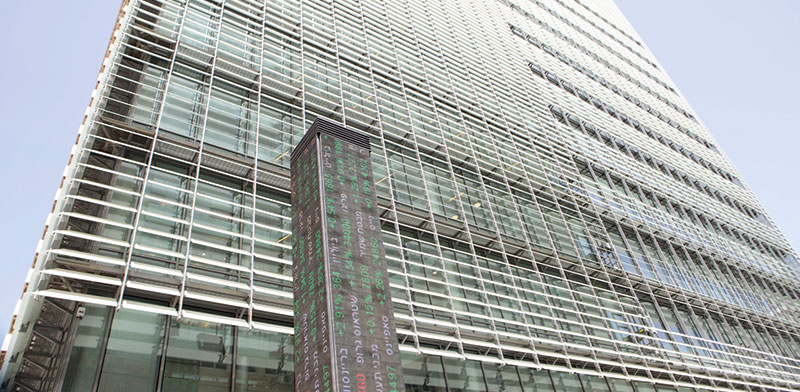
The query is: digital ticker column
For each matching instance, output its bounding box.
[290,118,405,392]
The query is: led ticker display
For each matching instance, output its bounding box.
[291,119,405,392]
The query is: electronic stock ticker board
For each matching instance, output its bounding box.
[291,119,405,392]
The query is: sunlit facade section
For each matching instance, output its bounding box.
[2,0,800,391]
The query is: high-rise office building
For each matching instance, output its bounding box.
[2,0,800,390]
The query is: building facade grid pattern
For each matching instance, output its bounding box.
[1,0,800,391]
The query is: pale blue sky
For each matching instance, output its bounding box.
[0,1,797,333]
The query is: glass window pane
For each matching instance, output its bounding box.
[97,309,166,391]
[655,386,679,392]
[234,328,293,391]
[61,305,110,392]
[162,318,233,391]
[518,367,553,391]
[482,363,522,392]
[401,353,447,391]
[579,374,610,392]
[606,377,635,392]
[633,381,657,392]
[549,370,582,392]
[442,357,486,391]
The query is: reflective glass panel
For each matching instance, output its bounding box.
[61,305,110,392]
[518,367,554,391]
[606,377,635,392]
[579,374,611,391]
[162,318,233,391]
[235,328,293,391]
[442,357,486,391]
[97,309,166,391]
[401,352,447,391]
[633,381,657,392]
[483,362,523,392]
[549,370,582,392]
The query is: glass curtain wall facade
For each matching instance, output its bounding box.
[2,0,800,391]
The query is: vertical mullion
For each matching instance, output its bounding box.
[117,0,194,309]
[177,0,229,316]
